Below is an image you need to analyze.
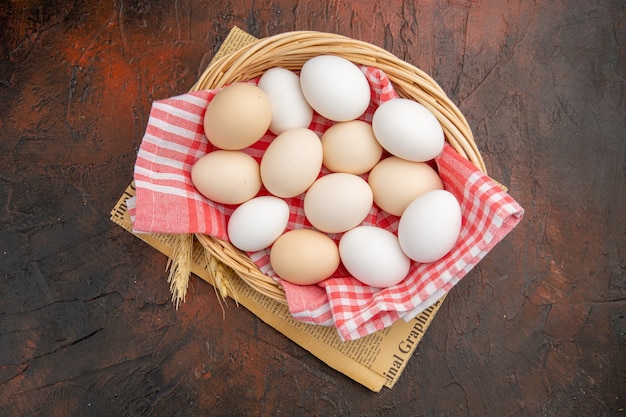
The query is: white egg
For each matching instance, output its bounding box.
[299,55,371,122]
[257,67,313,135]
[339,226,411,288]
[398,190,462,263]
[372,98,445,162]
[227,196,290,252]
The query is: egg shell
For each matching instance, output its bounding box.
[303,173,373,234]
[191,150,261,205]
[321,120,383,174]
[227,196,290,252]
[203,83,272,150]
[368,157,444,216]
[260,128,323,198]
[339,226,411,288]
[257,67,314,135]
[398,190,462,263]
[299,55,371,122]
[270,229,340,285]
[372,98,445,162]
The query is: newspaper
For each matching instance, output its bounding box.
[110,27,444,392]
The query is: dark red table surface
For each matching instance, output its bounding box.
[1,1,624,416]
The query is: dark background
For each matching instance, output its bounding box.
[1,1,624,416]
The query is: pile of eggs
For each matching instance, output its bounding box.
[191,55,462,289]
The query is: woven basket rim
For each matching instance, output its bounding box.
[192,30,486,304]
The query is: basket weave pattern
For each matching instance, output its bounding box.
[191,31,485,304]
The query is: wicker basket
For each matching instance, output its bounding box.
[191,31,486,304]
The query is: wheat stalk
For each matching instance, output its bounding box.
[166,233,194,309]
[201,241,239,318]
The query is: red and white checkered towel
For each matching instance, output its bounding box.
[129,66,524,341]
